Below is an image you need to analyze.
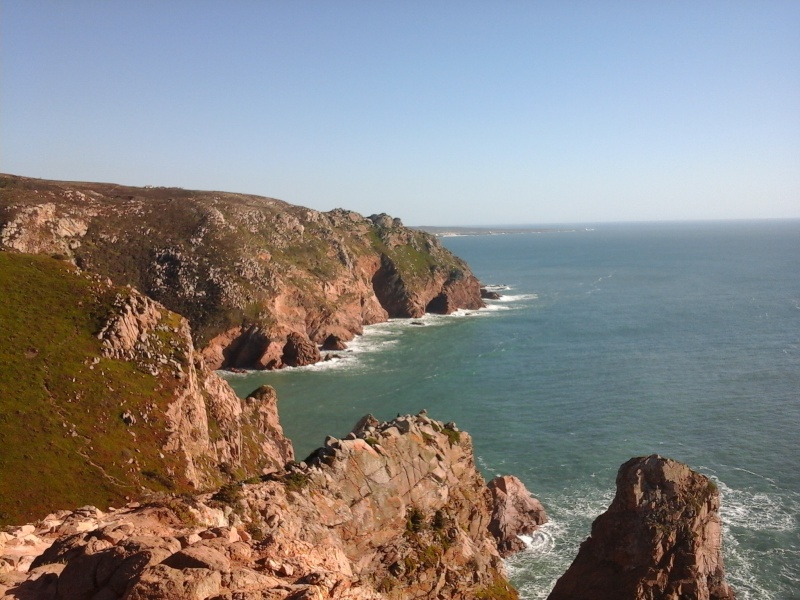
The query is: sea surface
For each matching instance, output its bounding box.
[225,220,800,599]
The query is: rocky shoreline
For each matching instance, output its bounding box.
[0,174,486,372]
[0,412,546,600]
[0,175,736,598]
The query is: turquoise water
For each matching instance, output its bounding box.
[225,220,800,599]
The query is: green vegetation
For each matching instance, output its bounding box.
[0,252,192,526]
[475,577,520,600]
[210,483,242,506]
[442,426,461,446]
[406,506,426,533]
[283,471,311,494]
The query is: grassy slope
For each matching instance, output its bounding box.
[0,253,190,525]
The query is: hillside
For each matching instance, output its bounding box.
[0,174,484,370]
[0,252,292,526]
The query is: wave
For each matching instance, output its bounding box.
[483,284,512,291]
[491,293,539,303]
[697,472,799,600]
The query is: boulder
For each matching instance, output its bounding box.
[321,334,348,351]
[547,455,735,600]
[282,332,321,367]
[487,475,548,556]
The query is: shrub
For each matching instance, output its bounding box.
[406,507,426,533]
[283,472,310,494]
[211,483,241,505]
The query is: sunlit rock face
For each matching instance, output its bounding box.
[548,455,735,600]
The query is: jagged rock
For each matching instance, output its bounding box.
[97,289,296,489]
[480,287,501,300]
[0,416,534,599]
[487,475,548,557]
[0,254,294,525]
[283,332,322,367]
[547,455,735,600]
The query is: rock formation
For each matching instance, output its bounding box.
[0,414,546,599]
[0,252,292,526]
[0,174,485,370]
[487,476,548,557]
[92,285,295,489]
[547,455,735,600]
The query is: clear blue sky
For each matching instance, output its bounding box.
[2,1,798,226]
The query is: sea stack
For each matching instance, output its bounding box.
[548,454,735,600]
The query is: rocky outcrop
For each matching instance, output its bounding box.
[97,288,294,490]
[0,174,485,370]
[0,415,532,599]
[0,251,293,526]
[487,475,548,557]
[283,332,322,367]
[548,455,735,600]
[321,334,348,351]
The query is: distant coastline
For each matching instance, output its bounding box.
[415,225,585,237]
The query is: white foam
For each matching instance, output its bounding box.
[483,284,512,291]
[516,521,559,556]
[714,478,796,532]
[492,293,539,303]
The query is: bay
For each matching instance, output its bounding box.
[225,220,800,599]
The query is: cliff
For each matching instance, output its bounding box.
[0,414,546,599]
[548,455,735,600]
[0,253,292,527]
[0,174,484,370]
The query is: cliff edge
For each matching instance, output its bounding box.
[0,253,292,527]
[0,413,546,599]
[0,174,484,370]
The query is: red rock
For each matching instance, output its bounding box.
[282,332,321,367]
[487,475,548,557]
[548,455,735,600]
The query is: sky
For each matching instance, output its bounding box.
[2,1,799,226]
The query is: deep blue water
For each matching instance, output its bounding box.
[225,220,800,599]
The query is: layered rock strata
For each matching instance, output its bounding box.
[0,414,546,600]
[548,455,735,600]
[0,174,485,370]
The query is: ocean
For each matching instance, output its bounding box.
[224,220,800,599]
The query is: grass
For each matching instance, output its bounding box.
[442,426,461,446]
[0,252,194,525]
[283,471,311,494]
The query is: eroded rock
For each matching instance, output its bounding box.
[547,455,735,600]
[487,475,548,557]
[0,415,535,600]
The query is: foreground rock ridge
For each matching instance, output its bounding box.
[0,173,484,370]
[547,454,735,600]
[0,413,546,599]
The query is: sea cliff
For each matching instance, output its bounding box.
[0,174,484,371]
[0,175,735,598]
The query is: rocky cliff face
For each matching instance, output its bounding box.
[548,455,735,600]
[0,175,484,370]
[0,414,546,600]
[0,253,292,526]
[97,289,295,489]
